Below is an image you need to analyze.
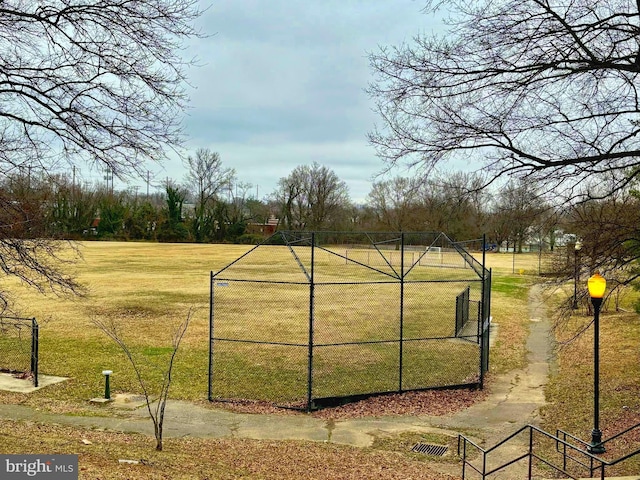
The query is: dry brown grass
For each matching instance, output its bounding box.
[0,241,537,479]
[0,241,505,407]
[0,418,457,480]
[541,307,640,476]
[475,251,547,275]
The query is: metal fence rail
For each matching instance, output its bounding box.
[459,423,640,479]
[0,316,38,387]
[209,231,491,411]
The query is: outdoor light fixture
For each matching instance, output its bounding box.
[573,241,583,309]
[588,272,606,299]
[587,272,606,454]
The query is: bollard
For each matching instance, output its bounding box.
[102,370,113,400]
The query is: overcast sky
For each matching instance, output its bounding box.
[120,1,443,202]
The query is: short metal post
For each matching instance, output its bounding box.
[102,370,113,400]
[31,318,39,388]
[461,439,466,479]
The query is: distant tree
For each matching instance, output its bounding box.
[566,194,640,278]
[157,182,189,242]
[97,192,128,238]
[273,177,302,230]
[273,163,351,230]
[224,182,257,241]
[549,194,640,337]
[183,149,235,242]
[0,1,202,304]
[420,172,487,240]
[529,208,562,252]
[245,198,271,225]
[369,0,640,201]
[366,177,422,231]
[487,180,545,252]
[47,176,99,238]
[126,201,163,241]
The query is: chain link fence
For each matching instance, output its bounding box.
[0,316,39,386]
[209,232,491,411]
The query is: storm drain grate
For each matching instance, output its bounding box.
[411,443,448,456]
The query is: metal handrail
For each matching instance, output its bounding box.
[458,424,610,479]
[556,422,640,475]
[555,429,596,474]
[601,421,640,447]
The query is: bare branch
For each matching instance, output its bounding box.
[369,0,640,201]
[0,1,202,307]
[93,308,193,451]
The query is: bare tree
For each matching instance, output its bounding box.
[368,0,640,201]
[0,173,83,308]
[488,179,546,252]
[93,309,192,451]
[366,176,423,231]
[2,1,201,176]
[183,148,235,242]
[273,162,351,230]
[419,172,488,240]
[0,1,202,304]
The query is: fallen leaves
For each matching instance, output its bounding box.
[210,387,488,421]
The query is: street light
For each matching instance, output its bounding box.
[573,241,583,309]
[587,272,606,454]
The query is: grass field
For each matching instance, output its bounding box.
[0,242,496,404]
[3,243,639,476]
[0,243,547,477]
[0,242,531,410]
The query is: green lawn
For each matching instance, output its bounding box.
[0,242,524,413]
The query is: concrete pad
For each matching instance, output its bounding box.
[0,372,68,393]
[110,393,148,409]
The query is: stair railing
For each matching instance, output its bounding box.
[458,424,608,479]
[556,422,640,477]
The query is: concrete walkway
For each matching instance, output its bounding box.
[0,284,621,479]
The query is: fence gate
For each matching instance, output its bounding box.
[0,316,39,387]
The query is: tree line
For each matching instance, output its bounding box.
[3,146,572,251]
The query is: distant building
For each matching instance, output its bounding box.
[246,215,279,236]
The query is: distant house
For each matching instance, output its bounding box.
[83,217,100,236]
[246,215,279,236]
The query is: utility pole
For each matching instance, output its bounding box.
[104,167,114,194]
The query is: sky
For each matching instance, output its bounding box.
[119,1,443,203]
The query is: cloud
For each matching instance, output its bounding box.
[161,0,440,201]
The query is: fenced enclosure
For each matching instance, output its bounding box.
[208,231,491,411]
[0,316,39,387]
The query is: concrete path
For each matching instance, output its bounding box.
[0,285,558,479]
[425,284,553,479]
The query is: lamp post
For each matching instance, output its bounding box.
[573,241,582,309]
[587,272,606,454]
